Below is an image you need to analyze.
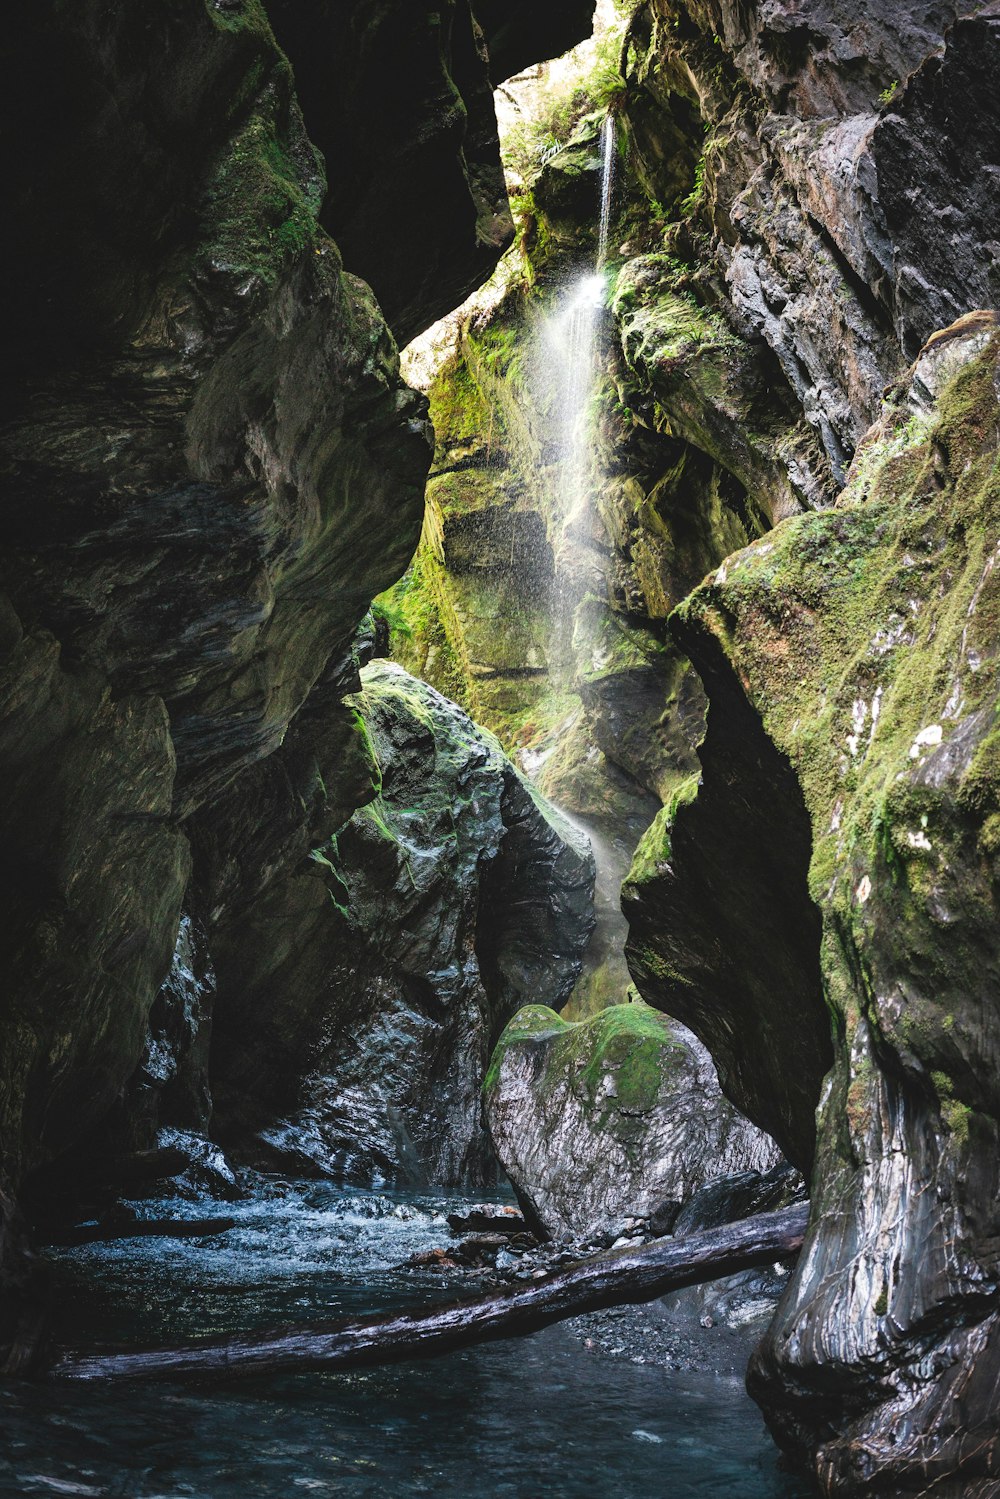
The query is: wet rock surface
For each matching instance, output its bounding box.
[484,998,783,1241]
[622,2,1000,484]
[1,0,580,1351]
[626,320,1000,1493]
[0,0,430,1303]
[211,662,594,1189]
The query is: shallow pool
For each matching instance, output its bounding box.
[0,1183,812,1498]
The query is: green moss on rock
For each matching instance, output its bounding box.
[485,996,684,1116]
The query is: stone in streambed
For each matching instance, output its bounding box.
[671,1162,805,1239]
[445,1206,530,1237]
[484,997,782,1243]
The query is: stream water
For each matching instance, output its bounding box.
[1,1183,810,1499]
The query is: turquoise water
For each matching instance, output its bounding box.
[0,1183,811,1498]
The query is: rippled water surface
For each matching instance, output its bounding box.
[1,1184,811,1498]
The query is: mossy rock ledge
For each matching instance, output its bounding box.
[484,998,781,1243]
[624,315,1000,1492]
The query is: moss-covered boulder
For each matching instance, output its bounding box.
[612,255,827,523]
[484,997,781,1241]
[625,314,1000,1494]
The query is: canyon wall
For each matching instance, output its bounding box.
[613,5,1000,1492]
[0,0,591,1362]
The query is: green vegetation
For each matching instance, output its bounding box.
[662,325,1000,1142]
[484,997,684,1119]
[200,62,325,286]
[502,26,626,181]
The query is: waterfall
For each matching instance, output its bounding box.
[526,114,635,1016]
[541,113,616,517]
[597,112,616,266]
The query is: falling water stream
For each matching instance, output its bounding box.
[530,116,640,1013]
[543,116,616,519]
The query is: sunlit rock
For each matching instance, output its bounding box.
[485,997,782,1241]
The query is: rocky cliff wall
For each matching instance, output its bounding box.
[612,7,1000,1490]
[627,313,1000,1496]
[209,660,594,1188]
[2,0,426,1225]
[0,0,593,1364]
[390,3,1000,1488]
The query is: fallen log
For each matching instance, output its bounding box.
[49,1203,808,1383]
[45,1216,236,1248]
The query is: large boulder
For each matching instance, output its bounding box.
[209,662,595,1187]
[625,316,1000,1495]
[484,997,782,1241]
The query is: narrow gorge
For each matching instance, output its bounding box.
[1,3,998,1496]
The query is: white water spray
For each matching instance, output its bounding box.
[541,114,617,516]
[597,112,616,267]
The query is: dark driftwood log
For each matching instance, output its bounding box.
[45,1216,236,1248]
[50,1203,808,1383]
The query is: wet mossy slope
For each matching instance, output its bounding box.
[627,317,1000,1493]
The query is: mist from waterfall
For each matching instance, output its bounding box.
[528,114,641,1017]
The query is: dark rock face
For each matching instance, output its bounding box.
[672,1163,804,1239]
[263,0,599,346]
[625,320,1000,1494]
[116,916,217,1151]
[209,662,595,1187]
[484,999,782,1241]
[266,0,511,345]
[0,0,439,1352]
[670,1,984,117]
[621,0,996,487]
[622,699,831,1174]
[0,600,189,1181]
[869,11,1000,358]
[475,0,594,85]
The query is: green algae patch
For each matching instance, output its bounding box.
[485,998,685,1118]
[643,318,1000,1156]
[611,254,829,522]
[625,772,700,887]
[198,8,325,289]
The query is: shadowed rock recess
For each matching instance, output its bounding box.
[628,319,1000,1493]
[0,0,594,1364]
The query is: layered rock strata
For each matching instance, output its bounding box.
[485,997,782,1240]
[2,1,427,1258]
[210,661,594,1187]
[0,0,584,1359]
[626,318,1000,1495]
[621,0,1000,481]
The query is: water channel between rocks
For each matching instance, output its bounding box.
[2,1184,810,1498]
